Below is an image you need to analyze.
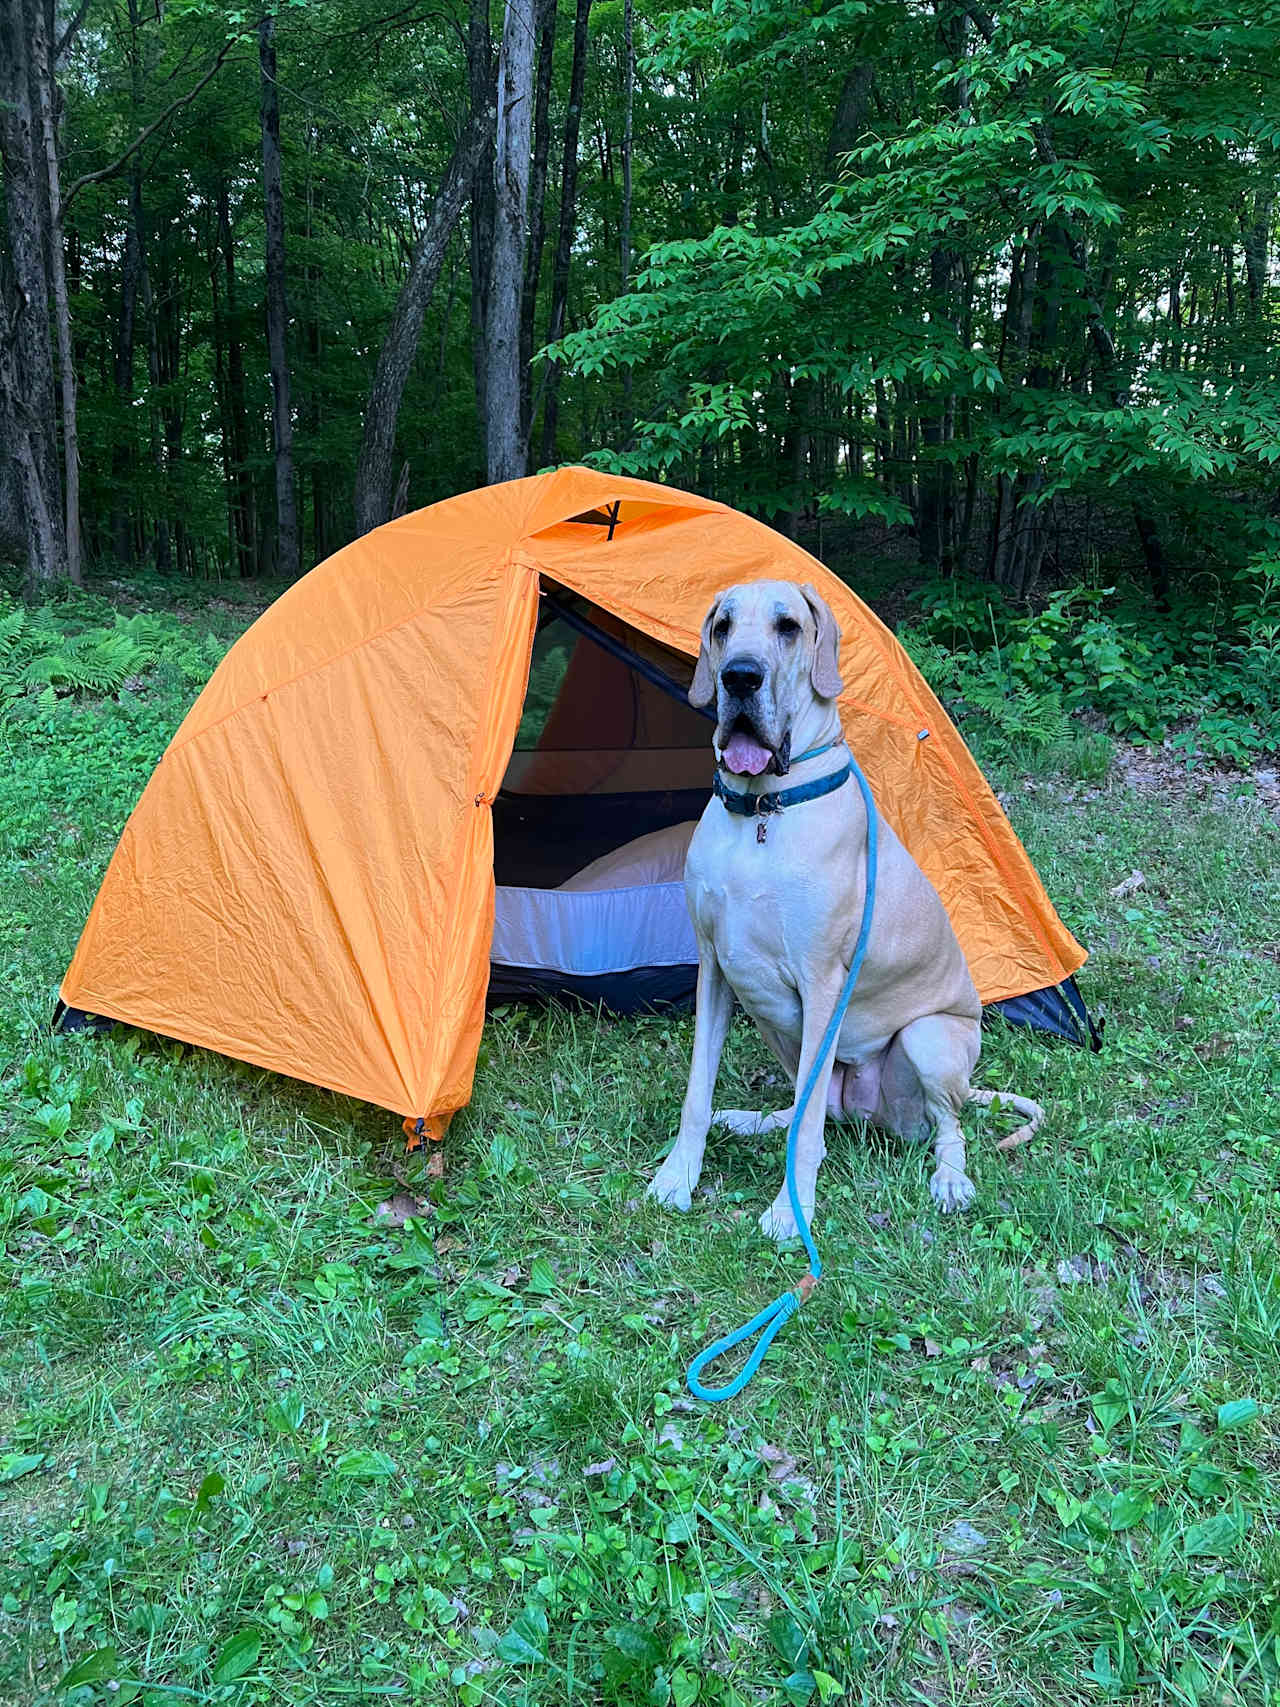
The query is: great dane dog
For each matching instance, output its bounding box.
[648,580,1043,1238]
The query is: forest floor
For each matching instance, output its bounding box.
[2,578,1279,1706]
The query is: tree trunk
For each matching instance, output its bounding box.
[519,0,557,451]
[483,0,537,483]
[825,62,874,172]
[34,0,81,583]
[467,0,496,464]
[918,3,965,576]
[216,178,257,577]
[259,14,299,578]
[618,0,634,437]
[0,0,66,589]
[155,235,186,574]
[918,244,958,573]
[537,0,592,468]
[354,117,491,536]
[140,219,171,574]
[110,169,142,563]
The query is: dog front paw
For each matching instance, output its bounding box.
[648,1154,698,1213]
[929,1165,976,1213]
[759,1192,812,1243]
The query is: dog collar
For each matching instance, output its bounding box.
[713,760,851,819]
[788,735,844,766]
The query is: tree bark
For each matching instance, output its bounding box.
[354,116,491,536]
[33,0,81,583]
[618,0,635,439]
[825,63,874,172]
[138,214,171,575]
[483,0,537,483]
[467,0,496,460]
[519,0,557,450]
[537,0,592,468]
[216,177,257,576]
[0,0,67,588]
[259,14,299,578]
[109,165,143,564]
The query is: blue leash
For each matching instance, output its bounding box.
[686,754,879,1403]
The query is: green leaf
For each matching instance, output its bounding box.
[266,1394,305,1434]
[210,1627,261,1684]
[51,1595,79,1635]
[1187,1464,1227,1496]
[58,1647,117,1690]
[663,1512,698,1544]
[1216,1398,1259,1431]
[0,1452,47,1484]
[1184,1512,1243,1557]
[526,1257,557,1296]
[195,1470,225,1513]
[332,1449,396,1479]
[496,1605,548,1665]
[814,1674,843,1704]
[672,1667,700,1707]
[1109,1489,1150,1531]
[607,1623,663,1668]
[768,1610,808,1667]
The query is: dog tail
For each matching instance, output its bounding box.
[968,1088,1045,1152]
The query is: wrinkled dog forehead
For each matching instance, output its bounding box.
[712,581,812,640]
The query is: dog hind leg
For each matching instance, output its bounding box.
[891,1013,981,1214]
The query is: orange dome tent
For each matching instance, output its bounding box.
[60,468,1094,1131]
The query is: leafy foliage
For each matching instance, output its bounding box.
[900,555,1280,763]
[0,596,228,705]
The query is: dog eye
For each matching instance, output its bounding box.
[774,615,802,639]
[712,617,731,642]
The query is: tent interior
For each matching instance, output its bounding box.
[489,587,709,1013]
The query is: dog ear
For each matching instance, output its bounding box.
[800,584,844,700]
[688,596,721,709]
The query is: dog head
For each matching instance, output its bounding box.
[689,580,843,775]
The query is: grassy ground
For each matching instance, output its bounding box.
[2,583,1279,1706]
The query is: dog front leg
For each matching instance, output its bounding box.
[759,978,842,1243]
[648,948,734,1212]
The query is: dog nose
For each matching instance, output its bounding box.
[721,655,765,697]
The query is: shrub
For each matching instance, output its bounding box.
[900,557,1280,765]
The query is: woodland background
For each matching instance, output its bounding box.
[2,0,1280,757]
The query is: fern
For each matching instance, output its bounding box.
[0,598,163,700]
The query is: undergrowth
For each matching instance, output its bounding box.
[898,555,1280,768]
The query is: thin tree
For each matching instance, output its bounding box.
[618,0,634,438]
[259,14,299,578]
[34,0,81,583]
[483,0,538,482]
[536,0,593,467]
[519,0,558,452]
[354,109,493,536]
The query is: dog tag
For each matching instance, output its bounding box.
[757,820,768,845]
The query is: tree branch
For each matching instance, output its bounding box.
[55,0,94,64]
[62,31,249,215]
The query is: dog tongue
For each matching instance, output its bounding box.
[722,731,773,776]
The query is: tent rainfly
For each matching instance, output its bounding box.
[59,468,1097,1137]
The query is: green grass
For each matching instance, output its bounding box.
[2,584,1279,1705]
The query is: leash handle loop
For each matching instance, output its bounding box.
[685,756,879,1402]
